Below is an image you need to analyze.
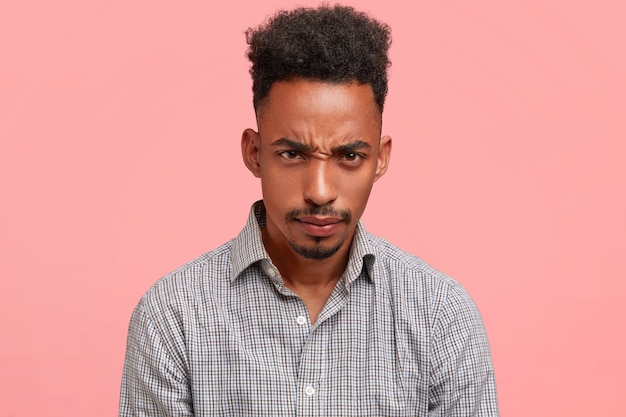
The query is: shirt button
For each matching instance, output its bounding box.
[304,385,315,396]
[267,268,277,278]
[296,315,307,326]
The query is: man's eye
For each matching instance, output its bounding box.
[343,152,362,162]
[279,150,300,159]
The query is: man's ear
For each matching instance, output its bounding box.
[241,128,262,178]
[374,135,392,182]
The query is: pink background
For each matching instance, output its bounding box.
[1,0,625,415]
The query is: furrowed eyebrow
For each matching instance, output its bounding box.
[270,138,371,154]
[331,140,371,154]
[271,138,311,152]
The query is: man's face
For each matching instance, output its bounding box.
[242,79,391,261]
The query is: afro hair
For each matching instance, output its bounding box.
[246,5,392,112]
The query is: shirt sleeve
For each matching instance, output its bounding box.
[428,281,499,416]
[119,298,193,417]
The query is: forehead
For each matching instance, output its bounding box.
[256,79,381,139]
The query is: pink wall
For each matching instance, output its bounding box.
[1,1,625,415]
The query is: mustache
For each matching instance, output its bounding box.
[285,206,351,223]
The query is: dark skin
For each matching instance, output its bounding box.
[241,78,392,323]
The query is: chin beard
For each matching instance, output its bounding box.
[284,206,351,260]
[289,238,344,260]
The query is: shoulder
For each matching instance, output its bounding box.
[135,240,234,321]
[366,232,480,323]
[367,232,463,293]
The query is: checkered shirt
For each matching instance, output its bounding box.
[119,201,499,416]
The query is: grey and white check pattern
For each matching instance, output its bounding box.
[120,201,499,416]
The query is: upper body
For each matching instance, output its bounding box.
[119,201,498,416]
[120,5,499,416]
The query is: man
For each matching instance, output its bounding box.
[120,5,499,416]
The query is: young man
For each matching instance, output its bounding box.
[120,5,499,416]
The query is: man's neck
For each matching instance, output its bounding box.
[261,227,351,286]
[261,227,353,323]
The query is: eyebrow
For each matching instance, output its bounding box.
[271,138,372,153]
[271,138,311,152]
[332,140,371,154]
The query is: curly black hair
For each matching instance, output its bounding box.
[246,5,392,112]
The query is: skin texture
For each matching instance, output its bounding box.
[241,78,391,322]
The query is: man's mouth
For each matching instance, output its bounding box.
[285,207,352,238]
[296,216,343,226]
[295,216,343,237]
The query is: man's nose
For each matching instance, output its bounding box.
[303,160,337,207]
